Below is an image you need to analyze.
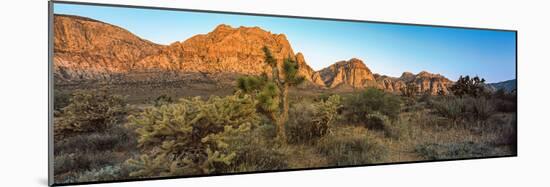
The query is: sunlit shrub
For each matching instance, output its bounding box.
[342,88,401,123]
[316,127,388,166]
[54,89,127,140]
[287,95,341,144]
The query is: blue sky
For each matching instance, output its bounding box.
[54,3,516,83]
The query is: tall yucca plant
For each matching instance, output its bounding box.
[237,46,305,143]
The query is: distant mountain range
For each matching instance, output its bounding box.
[488,79,517,92]
[54,14,500,95]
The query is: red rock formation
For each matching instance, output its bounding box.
[374,71,453,95]
[53,14,162,82]
[54,16,324,87]
[53,14,453,94]
[318,58,376,88]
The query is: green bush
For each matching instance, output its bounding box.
[316,127,388,166]
[343,88,401,123]
[54,89,127,140]
[432,96,468,123]
[433,96,497,120]
[364,112,408,140]
[287,95,341,144]
[125,92,260,177]
[364,112,387,131]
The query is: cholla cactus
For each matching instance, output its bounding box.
[125,92,259,177]
[315,95,342,130]
[54,89,126,140]
[237,46,305,143]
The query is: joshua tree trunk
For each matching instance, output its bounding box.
[276,84,290,143]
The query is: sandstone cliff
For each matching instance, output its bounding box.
[316,57,452,94]
[135,24,324,86]
[375,71,453,95]
[54,16,324,87]
[54,14,453,94]
[318,58,376,88]
[53,14,162,82]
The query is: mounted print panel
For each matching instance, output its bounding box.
[49,1,517,186]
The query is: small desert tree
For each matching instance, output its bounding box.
[237,46,305,143]
[450,75,488,97]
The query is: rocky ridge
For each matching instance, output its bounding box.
[54,14,454,94]
[54,16,323,87]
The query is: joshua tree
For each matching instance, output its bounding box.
[237,46,305,143]
[450,75,487,97]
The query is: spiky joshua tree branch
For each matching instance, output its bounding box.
[237,46,305,143]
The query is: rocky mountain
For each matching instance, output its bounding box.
[54,15,324,87]
[316,58,452,94]
[375,71,452,95]
[318,58,376,88]
[54,14,455,95]
[488,79,516,93]
[53,14,163,82]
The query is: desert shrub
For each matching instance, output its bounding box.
[54,89,127,140]
[493,117,517,152]
[255,122,277,139]
[470,97,495,122]
[364,112,408,140]
[418,92,433,104]
[225,125,288,172]
[432,96,468,123]
[384,118,410,140]
[53,123,137,183]
[432,96,497,128]
[287,95,341,144]
[364,112,387,131]
[343,88,401,123]
[490,89,517,113]
[415,141,494,160]
[316,93,331,102]
[493,99,516,113]
[54,151,118,174]
[54,125,136,155]
[152,94,173,106]
[75,165,123,182]
[54,89,71,111]
[125,92,260,177]
[57,163,140,184]
[316,127,388,166]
